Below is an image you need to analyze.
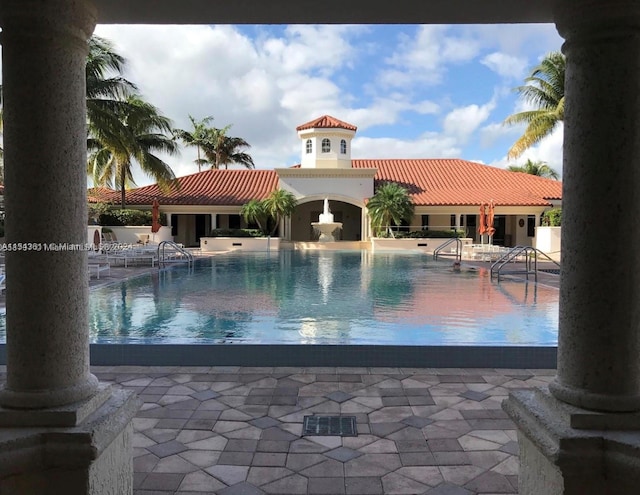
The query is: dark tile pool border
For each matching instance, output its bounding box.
[0,344,556,369]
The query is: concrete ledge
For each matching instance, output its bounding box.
[65,344,560,369]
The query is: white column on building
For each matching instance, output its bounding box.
[211,213,217,230]
[0,0,99,409]
[504,2,640,493]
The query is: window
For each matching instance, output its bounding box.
[321,138,331,153]
[527,216,536,237]
[340,139,347,154]
[305,139,312,154]
[450,214,456,229]
[421,215,429,230]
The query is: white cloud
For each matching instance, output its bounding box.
[481,52,529,80]
[442,99,497,143]
[353,134,461,159]
[379,25,480,89]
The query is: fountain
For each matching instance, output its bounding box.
[311,198,343,242]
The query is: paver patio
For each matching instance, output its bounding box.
[86,365,555,494]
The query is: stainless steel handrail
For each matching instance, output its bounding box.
[157,240,194,269]
[433,238,462,262]
[490,246,560,282]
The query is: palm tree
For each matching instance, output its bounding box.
[240,199,269,234]
[86,36,137,142]
[88,95,178,208]
[503,51,565,159]
[367,182,415,237]
[202,125,232,169]
[173,115,215,173]
[262,189,298,236]
[216,135,255,170]
[507,159,560,180]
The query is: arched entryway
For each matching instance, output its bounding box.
[290,199,362,241]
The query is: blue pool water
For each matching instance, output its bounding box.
[82,250,558,346]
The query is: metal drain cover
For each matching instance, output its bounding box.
[302,415,357,436]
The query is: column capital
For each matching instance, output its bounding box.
[0,0,97,44]
[554,0,640,42]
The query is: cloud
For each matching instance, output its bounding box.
[481,52,529,80]
[442,99,497,144]
[353,134,461,159]
[379,25,480,89]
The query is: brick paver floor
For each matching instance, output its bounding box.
[91,365,555,494]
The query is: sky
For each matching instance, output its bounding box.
[5,24,566,187]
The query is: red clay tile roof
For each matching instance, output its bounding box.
[90,158,561,207]
[353,158,561,206]
[296,115,357,132]
[90,169,279,206]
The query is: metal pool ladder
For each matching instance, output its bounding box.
[157,241,195,269]
[490,246,560,282]
[433,238,463,262]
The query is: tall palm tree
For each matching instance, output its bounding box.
[88,95,178,208]
[367,182,415,237]
[216,135,255,170]
[86,36,137,141]
[503,51,565,159]
[262,189,298,236]
[173,115,215,173]
[507,159,560,180]
[202,125,232,169]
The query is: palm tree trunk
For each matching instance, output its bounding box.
[120,172,126,209]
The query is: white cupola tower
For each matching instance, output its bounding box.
[296,115,357,169]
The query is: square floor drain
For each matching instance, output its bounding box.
[302,415,357,436]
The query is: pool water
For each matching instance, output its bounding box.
[85,250,558,346]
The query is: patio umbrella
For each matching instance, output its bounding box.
[487,201,496,243]
[478,203,487,242]
[151,199,161,234]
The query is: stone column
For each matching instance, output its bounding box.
[0,2,141,493]
[550,0,640,413]
[503,2,640,494]
[0,0,99,409]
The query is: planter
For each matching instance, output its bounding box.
[535,226,561,260]
[371,237,473,254]
[200,237,280,252]
[103,226,173,244]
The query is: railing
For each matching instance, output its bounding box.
[433,238,463,262]
[157,241,194,269]
[490,246,560,282]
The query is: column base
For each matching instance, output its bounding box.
[503,387,640,495]
[0,386,141,495]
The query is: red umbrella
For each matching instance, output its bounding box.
[151,199,161,234]
[478,203,487,236]
[486,201,496,240]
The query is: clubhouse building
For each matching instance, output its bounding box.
[90,115,562,248]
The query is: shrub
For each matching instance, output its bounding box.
[208,228,263,238]
[98,209,167,226]
[542,208,562,226]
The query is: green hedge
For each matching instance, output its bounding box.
[378,229,463,239]
[542,208,562,226]
[208,228,264,238]
[98,209,167,226]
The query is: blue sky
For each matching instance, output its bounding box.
[86,24,564,186]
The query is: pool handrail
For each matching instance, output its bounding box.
[157,241,194,269]
[490,246,560,282]
[433,238,462,262]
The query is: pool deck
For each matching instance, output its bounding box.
[0,364,554,494]
[0,254,560,493]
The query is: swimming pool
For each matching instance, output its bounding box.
[85,250,558,347]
